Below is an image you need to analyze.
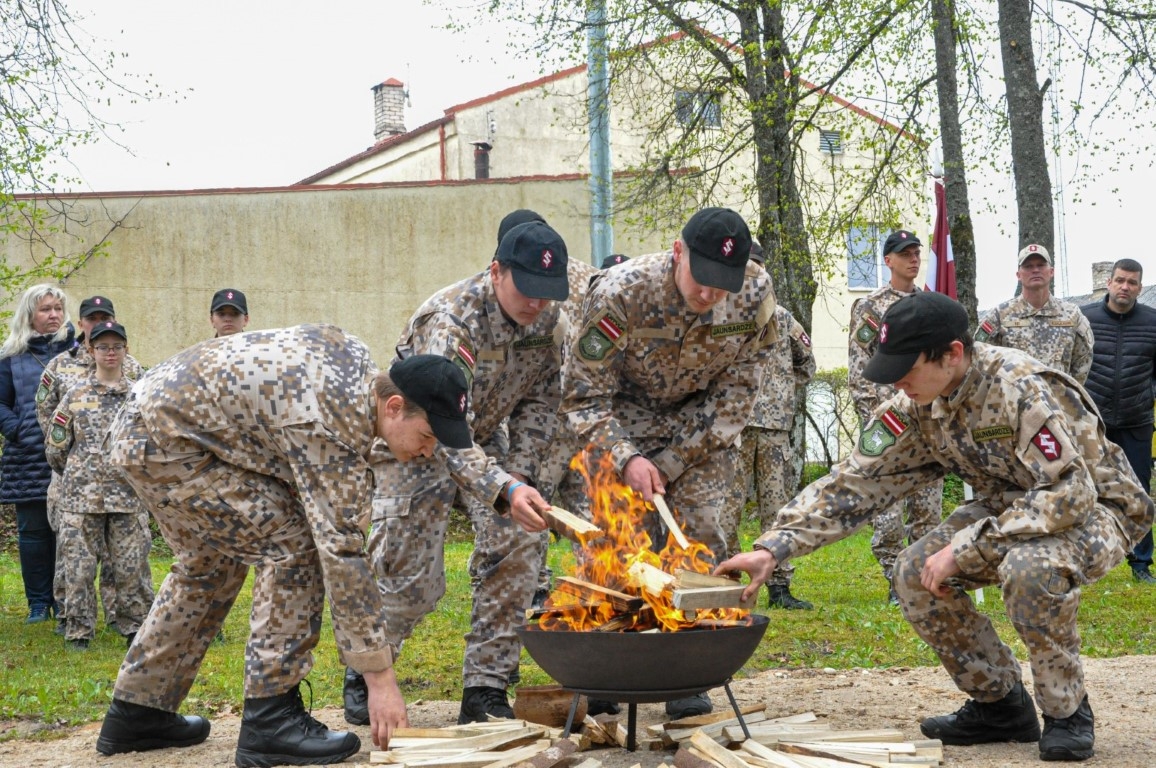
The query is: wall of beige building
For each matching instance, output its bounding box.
[2,179,671,367]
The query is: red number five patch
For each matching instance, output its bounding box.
[1031,426,1061,461]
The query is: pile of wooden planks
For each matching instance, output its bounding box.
[370,720,600,768]
[670,711,944,768]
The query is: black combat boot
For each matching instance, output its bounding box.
[342,668,369,726]
[235,683,360,767]
[665,692,712,719]
[767,584,814,610]
[920,681,1041,745]
[1039,695,1095,761]
[96,698,211,755]
[458,686,515,724]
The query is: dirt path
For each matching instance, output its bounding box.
[3,656,1154,767]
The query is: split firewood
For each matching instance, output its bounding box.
[674,569,741,589]
[555,576,643,613]
[501,739,577,768]
[688,730,759,768]
[726,726,901,745]
[391,727,492,740]
[612,722,664,751]
[672,585,755,611]
[525,601,597,622]
[666,710,769,744]
[674,745,720,768]
[666,703,767,730]
[626,561,674,596]
[738,740,813,768]
[544,507,602,542]
[580,715,614,745]
[653,494,691,549]
[564,732,590,752]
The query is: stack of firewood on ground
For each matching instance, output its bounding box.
[368,706,944,768]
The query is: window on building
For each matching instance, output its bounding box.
[675,90,722,129]
[819,129,843,155]
[847,224,890,289]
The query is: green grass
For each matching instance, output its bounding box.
[2,512,1155,739]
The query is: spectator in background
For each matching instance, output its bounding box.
[976,244,1093,382]
[848,230,942,603]
[1081,258,1156,584]
[38,295,145,639]
[0,284,76,623]
[46,321,154,651]
[210,288,249,337]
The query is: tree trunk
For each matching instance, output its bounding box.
[997,0,1054,253]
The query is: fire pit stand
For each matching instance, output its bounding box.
[559,679,752,751]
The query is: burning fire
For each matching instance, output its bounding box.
[536,449,751,632]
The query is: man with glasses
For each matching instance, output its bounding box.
[975,244,1093,382]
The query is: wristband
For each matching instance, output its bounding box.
[506,481,525,502]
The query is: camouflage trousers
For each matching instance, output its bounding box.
[722,427,797,585]
[110,414,323,709]
[894,501,1130,718]
[871,480,942,580]
[58,509,153,641]
[48,473,118,625]
[368,455,544,690]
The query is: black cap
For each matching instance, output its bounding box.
[211,288,248,314]
[495,221,570,301]
[864,292,969,384]
[600,253,629,269]
[496,209,547,247]
[748,241,765,265]
[681,207,752,292]
[389,354,471,450]
[89,321,127,342]
[883,230,922,256]
[79,296,115,318]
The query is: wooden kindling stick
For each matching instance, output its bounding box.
[653,494,691,549]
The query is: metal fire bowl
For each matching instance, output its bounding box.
[517,614,768,703]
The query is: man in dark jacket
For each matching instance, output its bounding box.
[1081,258,1156,583]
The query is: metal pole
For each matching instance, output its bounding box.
[587,0,613,266]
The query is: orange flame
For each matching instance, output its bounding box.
[538,448,750,632]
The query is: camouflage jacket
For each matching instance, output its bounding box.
[750,305,816,431]
[976,295,1093,383]
[561,251,778,481]
[114,324,391,671]
[755,344,1154,574]
[394,268,567,501]
[848,284,919,422]
[36,342,143,436]
[45,374,144,516]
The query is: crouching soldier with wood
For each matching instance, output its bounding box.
[718,292,1153,762]
[95,325,472,766]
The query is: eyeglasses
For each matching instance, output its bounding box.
[93,344,126,353]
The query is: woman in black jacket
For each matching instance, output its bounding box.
[0,284,76,623]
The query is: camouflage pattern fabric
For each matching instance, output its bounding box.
[975,295,1093,383]
[562,251,777,559]
[755,343,1154,718]
[373,267,564,690]
[37,343,142,624]
[46,374,152,640]
[849,284,942,575]
[106,324,392,709]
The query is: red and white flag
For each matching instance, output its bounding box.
[924,178,957,298]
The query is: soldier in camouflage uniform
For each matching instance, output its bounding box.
[848,230,942,601]
[349,220,563,728]
[561,208,777,719]
[975,244,1093,382]
[94,328,471,764]
[36,296,144,637]
[720,292,1152,762]
[45,322,153,651]
[722,302,815,609]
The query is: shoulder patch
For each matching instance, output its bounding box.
[47,410,72,448]
[858,407,909,457]
[453,342,476,387]
[1031,426,1062,461]
[35,369,57,404]
[577,314,625,361]
[975,320,995,342]
[854,312,880,346]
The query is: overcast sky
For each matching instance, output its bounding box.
[55,0,1150,308]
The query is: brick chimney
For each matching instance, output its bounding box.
[1091,261,1113,300]
[372,78,406,141]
